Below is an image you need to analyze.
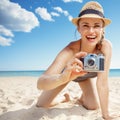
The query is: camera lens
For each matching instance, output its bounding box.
[87,58,95,66]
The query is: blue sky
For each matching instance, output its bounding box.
[0,0,120,71]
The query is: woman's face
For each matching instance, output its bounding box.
[77,18,104,46]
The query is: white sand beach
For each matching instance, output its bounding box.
[0,76,120,120]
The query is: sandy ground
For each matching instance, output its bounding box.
[0,76,120,120]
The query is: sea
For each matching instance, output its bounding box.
[0,69,120,77]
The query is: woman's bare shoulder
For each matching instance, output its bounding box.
[66,40,80,52]
[103,39,112,48]
[101,39,112,56]
[102,39,112,49]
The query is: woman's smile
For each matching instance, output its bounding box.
[86,35,97,42]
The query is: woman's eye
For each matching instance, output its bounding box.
[83,25,89,28]
[94,25,101,28]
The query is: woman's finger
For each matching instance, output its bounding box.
[75,51,87,59]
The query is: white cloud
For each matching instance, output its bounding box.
[51,12,60,17]
[68,15,73,21]
[35,6,73,23]
[35,7,54,21]
[0,25,14,37]
[53,7,73,21]
[53,7,69,16]
[0,0,39,32]
[0,36,14,46]
[0,0,39,46]
[53,7,63,13]
[63,0,83,3]
[63,11,69,16]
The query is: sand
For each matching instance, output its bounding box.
[0,76,120,120]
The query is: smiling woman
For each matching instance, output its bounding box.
[77,18,104,47]
[0,0,120,120]
[36,1,119,120]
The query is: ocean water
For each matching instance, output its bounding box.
[109,69,120,77]
[0,70,45,77]
[0,69,120,77]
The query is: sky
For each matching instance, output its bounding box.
[0,0,120,71]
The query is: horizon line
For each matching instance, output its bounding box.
[0,68,120,72]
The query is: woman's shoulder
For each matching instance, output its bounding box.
[101,39,112,55]
[68,39,80,46]
[67,39,80,52]
[102,39,112,48]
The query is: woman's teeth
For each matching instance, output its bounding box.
[86,36,96,39]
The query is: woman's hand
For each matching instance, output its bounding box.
[65,51,87,81]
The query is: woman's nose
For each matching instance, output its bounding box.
[89,27,94,33]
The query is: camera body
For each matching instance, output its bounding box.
[80,54,104,72]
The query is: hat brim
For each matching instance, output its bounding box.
[72,14,111,27]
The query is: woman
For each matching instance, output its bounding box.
[36,1,116,120]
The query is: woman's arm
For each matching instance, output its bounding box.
[97,40,112,119]
[37,42,87,90]
[37,69,72,90]
[37,45,73,90]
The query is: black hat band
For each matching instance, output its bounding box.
[78,9,105,18]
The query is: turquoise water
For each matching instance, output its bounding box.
[109,69,120,77]
[0,69,120,77]
[0,70,45,77]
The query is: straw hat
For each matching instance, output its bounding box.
[72,1,111,27]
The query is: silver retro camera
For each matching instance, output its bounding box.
[80,54,104,72]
